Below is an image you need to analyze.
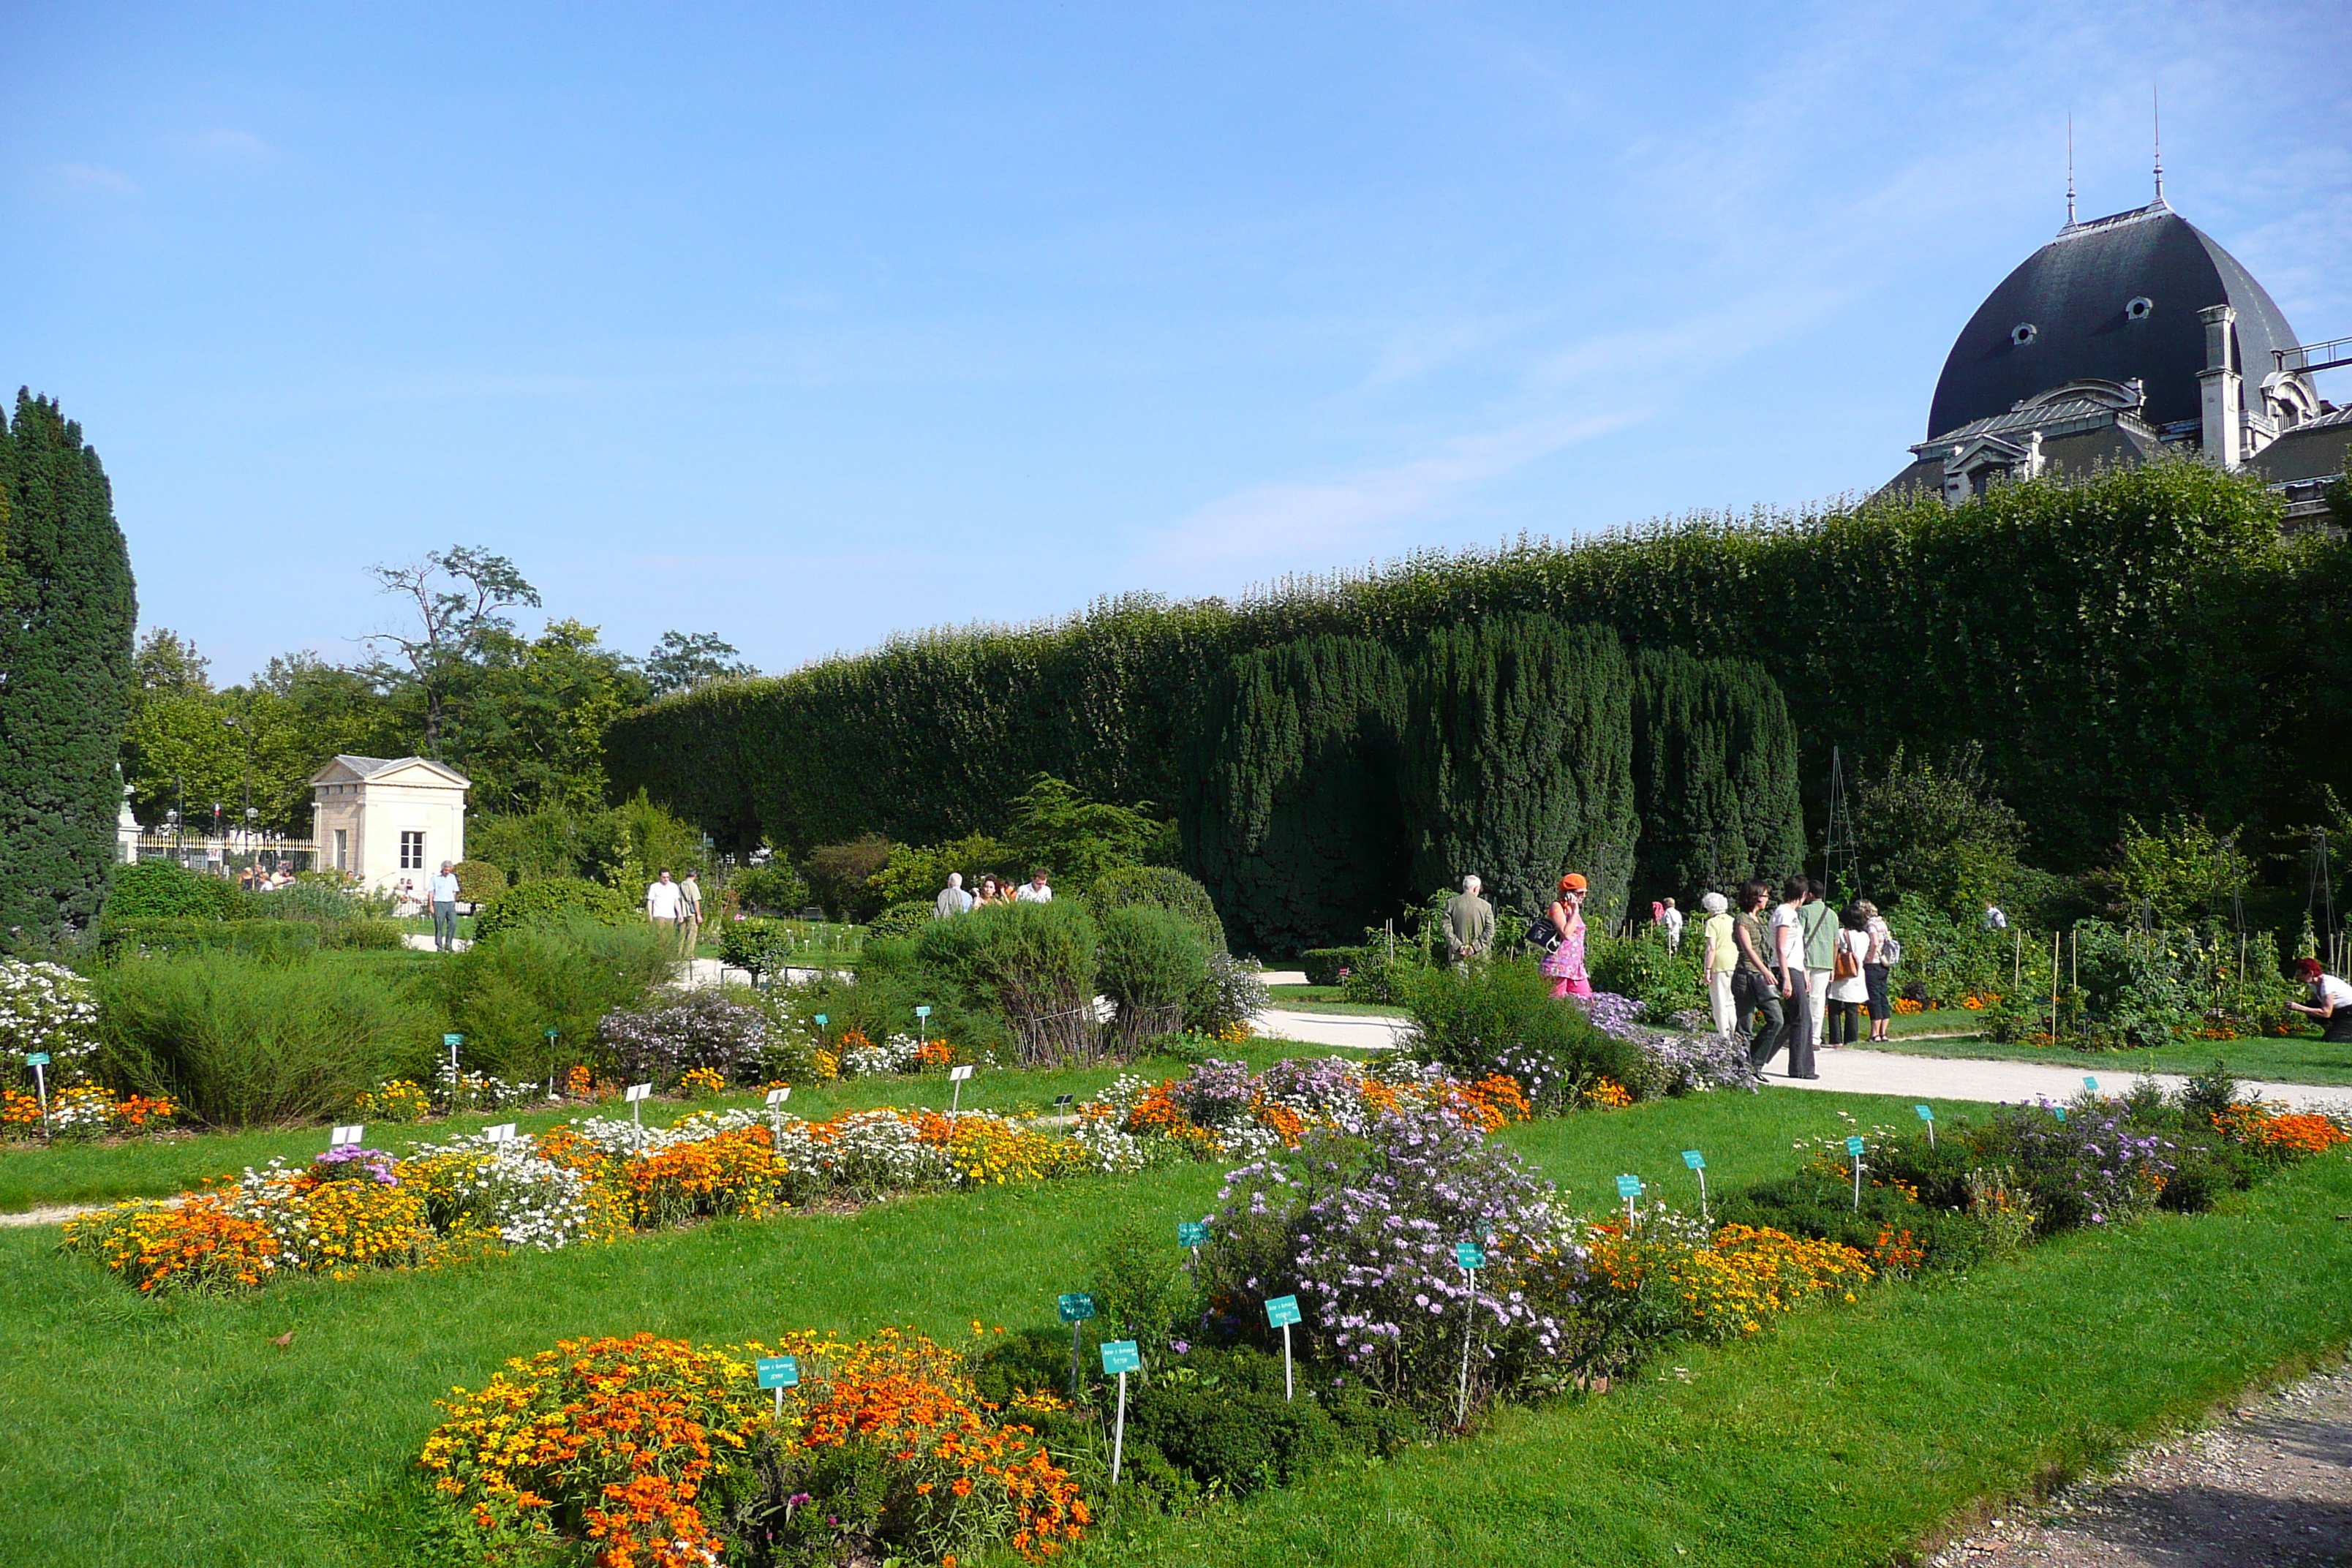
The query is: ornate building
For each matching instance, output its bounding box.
[1882,189,2348,524]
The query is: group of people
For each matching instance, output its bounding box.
[1440,872,1599,998]
[931,869,1056,915]
[1699,877,1894,1078]
[644,870,705,954]
[238,864,299,894]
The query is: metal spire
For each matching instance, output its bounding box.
[2066,113,2076,226]
[2152,86,2166,204]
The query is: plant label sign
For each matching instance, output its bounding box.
[625,1084,653,1103]
[1844,1136,1866,1158]
[2054,1107,2068,1122]
[765,1088,791,1107]
[2084,1076,2099,1092]
[1915,1104,1934,1121]
[813,1014,828,1028]
[1681,1150,1705,1170]
[543,1028,559,1043]
[1058,1292,1096,1323]
[948,1065,974,1082]
[331,1124,363,1147]
[755,1355,800,1390]
[1453,1242,1485,1271]
[1264,1294,1303,1327]
[1099,1340,1141,1375]
[484,1123,517,1143]
[1614,1175,1643,1199]
[1177,1221,1209,1248]
[444,1033,463,1048]
[23,1052,48,1068]
[1053,1095,1074,1109]
[914,1006,932,1019]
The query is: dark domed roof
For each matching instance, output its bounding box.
[1927,201,2303,438]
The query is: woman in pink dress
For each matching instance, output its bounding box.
[1541,872,1592,998]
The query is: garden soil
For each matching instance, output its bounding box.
[1931,1364,2352,1567]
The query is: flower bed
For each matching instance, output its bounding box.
[419,1327,1084,1568]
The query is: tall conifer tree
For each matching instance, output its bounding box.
[0,391,137,940]
[1629,648,1806,903]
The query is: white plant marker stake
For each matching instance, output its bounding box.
[1847,1134,1866,1213]
[765,1085,791,1145]
[625,1082,652,1128]
[1452,1242,1485,1426]
[947,1063,973,1116]
[25,1053,50,1137]
[1683,1150,1708,1226]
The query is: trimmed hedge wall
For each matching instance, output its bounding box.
[1631,647,1806,902]
[607,462,2350,894]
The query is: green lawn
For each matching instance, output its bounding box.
[1863,1028,2352,1088]
[1263,985,1410,1017]
[3,1088,2345,1567]
[0,1040,1321,1215]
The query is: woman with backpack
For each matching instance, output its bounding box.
[1536,873,1592,998]
[1857,899,1896,1042]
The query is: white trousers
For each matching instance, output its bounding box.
[1808,968,1832,1044]
[1707,970,1735,1035]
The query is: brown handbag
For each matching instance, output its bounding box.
[1833,939,1861,981]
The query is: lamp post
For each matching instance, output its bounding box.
[222,715,255,863]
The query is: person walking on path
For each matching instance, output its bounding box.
[1014,869,1054,903]
[1825,905,1871,1046]
[1444,875,1494,965]
[1858,900,1895,1042]
[935,872,975,918]
[646,870,685,952]
[679,871,704,954]
[1539,873,1593,998]
[1768,875,1819,1078]
[1699,892,1738,1034]
[2289,958,2352,1041]
[427,861,463,952]
[1733,881,1787,1069]
[1661,897,1684,953]
[1799,878,1839,1049]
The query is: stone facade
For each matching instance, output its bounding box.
[308,755,470,892]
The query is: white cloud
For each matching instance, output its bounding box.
[53,162,137,196]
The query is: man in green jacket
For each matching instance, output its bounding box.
[1444,875,1494,966]
[1798,878,1839,1049]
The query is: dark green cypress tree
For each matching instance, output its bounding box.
[0,391,138,941]
[1630,647,1806,904]
[1402,615,1637,927]
[1181,636,1410,956]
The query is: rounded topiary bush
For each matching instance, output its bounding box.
[451,859,509,903]
[1090,864,1227,954]
[1098,905,1207,1051]
[864,900,936,942]
[103,862,244,924]
[472,878,638,941]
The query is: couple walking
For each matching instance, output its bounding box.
[1439,871,1592,999]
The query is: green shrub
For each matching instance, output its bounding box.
[451,859,508,902]
[1098,907,1207,1052]
[245,878,392,925]
[802,834,893,922]
[1188,951,1269,1036]
[98,918,321,963]
[912,900,1098,1063]
[1087,1218,1203,1367]
[1297,948,1362,987]
[1588,927,1704,1020]
[103,862,244,924]
[800,937,990,1054]
[1630,647,1806,902]
[1403,957,1642,1110]
[434,918,674,1080]
[864,900,936,942]
[1091,864,1228,953]
[96,951,433,1127]
[472,877,638,941]
[1127,1352,1339,1495]
[730,861,810,914]
[717,918,800,981]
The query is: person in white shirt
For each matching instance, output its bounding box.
[1014,869,1053,903]
[1660,897,1684,953]
[427,862,464,951]
[645,870,685,952]
[935,872,976,918]
[1767,875,1817,1078]
[2290,959,2352,1042]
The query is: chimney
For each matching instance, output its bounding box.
[2198,304,2241,467]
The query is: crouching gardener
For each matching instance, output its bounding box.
[2288,958,2352,1042]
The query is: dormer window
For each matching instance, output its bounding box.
[2125,296,2154,321]
[2010,323,2038,346]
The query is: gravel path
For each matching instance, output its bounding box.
[1930,1365,2352,1567]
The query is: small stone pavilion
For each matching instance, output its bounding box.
[308,755,471,892]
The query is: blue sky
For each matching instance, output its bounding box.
[7,2,2348,684]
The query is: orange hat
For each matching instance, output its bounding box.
[1558,872,1588,892]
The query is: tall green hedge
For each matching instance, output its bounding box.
[607,461,2345,885]
[1403,616,1635,924]
[1630,647,1806,903]
[1181,635,1409,955]
[0,392,137,942]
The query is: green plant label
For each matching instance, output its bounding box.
[1614,1175,1643,1199]
[813,1014,827,1027]
[1177,1221,1209,1248]
[1264,1295,1302,1327]
[1681,1150,1705,1170]
[1915,1104,1934,1121]
[2054,1107,2068,1122]
[766,1088,791,1107]
[331,1124,363,1147]
[1058,1292,1096,1322]
[756,1355,799,1389]
[22,1053,48,1068]
[1453,1243,1485,1271]
[915,1005,932,1018]
[1100,1340,1141,1375]
[444,1033,462,1048]
[1844,1136,1865,1157]
[1053,1094,1074,1108]
[544,1028,559,1042]
[2084,1076,2099,1091]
